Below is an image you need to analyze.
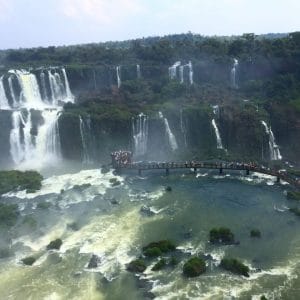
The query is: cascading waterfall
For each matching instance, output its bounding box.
[212,105,224,149]
[116,66,121,88]
[159,111,178,151]
[169,61,193,84]
[132,113,148,157]
[261,121,282,160]
[8,75,18,108]
[62,68,74,102]
[180,109,187,147]
[0,76,10,109]
[212,119,223,149]
[169,61,181,80]
[137,64,141,79]
[188,61,194,85]
[3,67,74,168]
[231,58,239,88]
[79,115,93,164]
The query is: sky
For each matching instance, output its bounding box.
[0,0,300,49]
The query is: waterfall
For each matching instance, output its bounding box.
[180,109,187,147]
[0,76,10,109]
[179,66,184,84]
[79,115,92,164]
[169,61,193,84]
[8,75,18,108]
[212,119,223,149]
[3,67,74,168]
[13,70,44,109]
[231,58,239,88]
[188,61,194,85]
[40,72,48,102]
[132,113,148,157]
[62,68,74,102]
[159,111,178,151]
[261,121,282,160]
[137,64,141,79]
[116,66,121,88]
[169,61,181,80]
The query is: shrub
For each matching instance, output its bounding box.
[250,229,261,238]
[152,259,166,271]
[183,257,206,277]
[220,258,249,277]
[209,227,235,244]
[21,256,36,266]
[127,259,146,273]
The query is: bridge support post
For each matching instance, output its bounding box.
[219,168,223,175]
[246,169,250,176]
[166,168,169,176]
[194,168,197,174]
[277,176,280,183]
[138,169,142,176]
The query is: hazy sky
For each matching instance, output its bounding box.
[0,0,299,49]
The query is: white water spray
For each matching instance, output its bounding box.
[8,75,18,108]
[169,61,193,84]
[137,64,141,79]
[231,58,239,88]
[159,111,178,151]
[212,119,223,149]
[79,115,92,164]
[261,121,282,160]
[169,61,181,80]
[132,113,148,157]
[116,66,121,88]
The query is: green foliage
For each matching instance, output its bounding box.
[287,191,300,201]
[209,227,235,244]
[289,207,300,216]
[143,240,176,258]
[46,239,63,250]
[0,203,19,228]
[183,257,206,277]
[21,256,36,266]
[152,259,166,271]
[220,258,249,277]
[0,170,43,195]
[169,256,179,266]
[250,229,261,238]
[127,259,147,273]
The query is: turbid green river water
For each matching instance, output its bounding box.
[0,166,299,300]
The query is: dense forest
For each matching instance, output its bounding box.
[0,32,300,164]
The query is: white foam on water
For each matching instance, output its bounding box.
[4,169,123,200]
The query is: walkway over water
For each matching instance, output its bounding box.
[114,160,300,188]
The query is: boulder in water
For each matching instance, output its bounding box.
[209,227,235,244]
[140,205,155,217]
[250,229,261,238]
[183,257,206,277]
[87,254,99,268]
[220,258,249,277]
[21,256,36,266]
[165,186,172,192]
[46,238,63,250]
[127,259,146,273]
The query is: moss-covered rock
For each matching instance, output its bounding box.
[21,256,36,266]
[183,257,206,277]
[287,191,300,201]
[220,258,249,277]
[127,259,147,273]
[0,203,19,228]
[109,178,121,186]
[152,259,166,271]
[250,229,261,238]
[165,186,172,192]
[209,227,235,244]
[143,240,176,257]
[0,170,43,195]
[46,239,63,250]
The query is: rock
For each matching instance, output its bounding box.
[87,254,99,269]
[250,229,261,238]
[151,258,166,271]
[165,186,172,192]
[143,240,176,257]
[183,257,206,277]
[209,227,235,244]
[109,178,121,187]
[46,238,63,250]
[21,256,36,266]
[143,291,156,299]
[127,259,146,273]
[140,205,155,217]
[73,271,82,277]
[220,258,249,277]
[110,198,119,205]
